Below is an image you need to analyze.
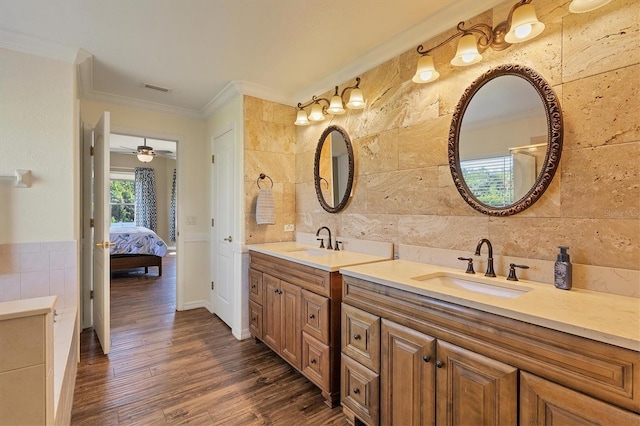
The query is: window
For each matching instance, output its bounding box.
[110,177,135,225]
[460,155,514,207]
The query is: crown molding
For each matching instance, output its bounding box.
[201,80,292,118]
[0,29,81,64]
[82,87,204,119]
[291,0,505,103]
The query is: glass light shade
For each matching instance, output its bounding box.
[137,153,153,163]
[569,0,612,13]
[412,55,440,83]
[308,103,325,121]
[345,88,366,109]
[505,3,545,43]
[294,109,310,126]
[327,95,346,115]
[451,34,482,66]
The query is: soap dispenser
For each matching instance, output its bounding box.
[554,246,572,290]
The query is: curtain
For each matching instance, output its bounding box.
[134,167,157,232]
[169,168,177,242]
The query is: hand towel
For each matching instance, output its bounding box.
[256,188,276,225]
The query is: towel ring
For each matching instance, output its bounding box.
[319,177,329,189]
[257,173,273,189]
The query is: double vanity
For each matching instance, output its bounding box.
[248,235,640,425]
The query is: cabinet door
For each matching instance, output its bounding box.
[262,274,281,352]
[381,320,436,426]
[280,280,301,369]
[520,372,640,425]
[436,340,518,426]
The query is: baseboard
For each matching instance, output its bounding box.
[233,327,252,341]
[181,300,213,312]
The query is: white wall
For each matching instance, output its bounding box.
[0,48,78,243]
[81,100,210,308]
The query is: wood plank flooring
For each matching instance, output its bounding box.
[71,255,348,425]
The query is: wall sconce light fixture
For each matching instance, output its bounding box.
[413,0,545,84]
[294,77,366,126]
[569,0,612,13]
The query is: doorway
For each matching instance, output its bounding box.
[81,121,183,353]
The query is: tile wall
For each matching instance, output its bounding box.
[244,96,297,244]
[0,241,77,310]
[241,0,638,297]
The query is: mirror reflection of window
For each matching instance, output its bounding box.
[319,135,334,206]
[459,75,547,207]
[331,133,349,207]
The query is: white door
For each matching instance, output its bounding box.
[93,112,111,354]
[211,129,235,327]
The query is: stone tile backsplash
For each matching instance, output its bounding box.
[0,241,77,310]
[241,0,638,298]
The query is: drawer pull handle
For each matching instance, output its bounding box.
[309,314,315,319]
[352,387,360,394]
[252,317,257,321]
[251,284,256,289]
[436,360,444,368]
[423,355,431,362]
[310,358,316,364]
[353,334,361,340]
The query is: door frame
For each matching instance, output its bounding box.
[80,125,185,332]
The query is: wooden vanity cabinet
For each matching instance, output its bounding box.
[341,275,640,426]
[249,251,344,407]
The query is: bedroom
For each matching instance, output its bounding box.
[108,133,177,279]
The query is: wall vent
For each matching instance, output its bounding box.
[143,83,171,93]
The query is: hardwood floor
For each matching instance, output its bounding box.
[71,254,348,425]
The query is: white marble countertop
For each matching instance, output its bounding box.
[339,260,640,352]
[248,241,393,272]
[0,296,57,321]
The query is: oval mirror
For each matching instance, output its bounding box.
[449,64,563,216]
[314,125,354,213]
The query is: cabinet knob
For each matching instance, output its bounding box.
[423,355,431,362]
[274,288,278,293]
[436,360,444,368]
[251,316,257,322]
[353,334,361,340]
[352,387,360,394]
[251,284,256,289]
[310,358,316,364]
[309,314,315,319]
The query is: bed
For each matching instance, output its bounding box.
[109,226,168,276]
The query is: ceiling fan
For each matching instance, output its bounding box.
[135,138,155,163]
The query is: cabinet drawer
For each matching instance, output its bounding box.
[342,354,380,426]
[301,289,330,344]
[248,269,263,304]
[248,300,262,339]
[302,332,330,391]
[342,303,380,373]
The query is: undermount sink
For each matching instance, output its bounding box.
[411,273,532,299]
[286,248,333,256]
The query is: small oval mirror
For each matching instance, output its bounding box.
[314,125,354,213]
[449,64,563,215]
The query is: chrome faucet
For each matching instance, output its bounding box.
[316,226,333,250]
[475,238,496,277]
